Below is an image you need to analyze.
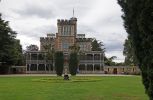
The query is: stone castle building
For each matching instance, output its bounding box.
[26,17,104,74]
[40,17,91,52]
[24,16,141,75]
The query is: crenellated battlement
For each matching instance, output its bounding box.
[40,34,56,42]
[57,17,77,25]
[40,37,55,42]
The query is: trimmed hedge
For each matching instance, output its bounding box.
[69,52,78,75]
[55,51,64,76]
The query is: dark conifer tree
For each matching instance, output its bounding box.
[69,52,78,75]
[55,51,64,76]
[118,0,153,99]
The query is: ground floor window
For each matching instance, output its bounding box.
[94,64,100,71]
[79,64,85,71]
[30,64,37,71]
[38,64,45,71]
[87,64,93,71]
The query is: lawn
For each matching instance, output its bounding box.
[0,76,148,100]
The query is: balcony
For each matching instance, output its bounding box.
[26,60,53,64]
[79,60,103,64]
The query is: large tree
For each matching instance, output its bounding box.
[43,44,55,72]
[0,13,23,73]
[118,0,153,99]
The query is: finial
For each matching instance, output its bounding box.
[73,8,74,17]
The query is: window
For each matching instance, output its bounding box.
[62,25,72,36]
[62,43,69,49]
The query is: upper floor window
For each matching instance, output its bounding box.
[62,25,71,36]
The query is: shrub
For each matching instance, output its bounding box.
[55,51,64,76]
[69,52,78,75]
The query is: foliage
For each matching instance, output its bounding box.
[69,44,80,53]
[69,52,78,75]
[118,0,153,99]
[26,44,39,51]
[43,44,55,65]
[12,39,23,65]
[55,51,64,76]
[104,56,117,66]
[0,13,23,74]
[123,37,137,65]
[91,38,105,52]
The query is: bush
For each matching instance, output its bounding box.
[0,65,10,74]
[69,52,78,76]
[55,51,64,76]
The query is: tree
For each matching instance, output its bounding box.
[104,56,117,66]
[91,38,105,52]
[123,37,137,65]
[69,52,78,75]
[26,44,39,51]
[12,39,23,65]
[0,13,23,74]
[68,44,80,75]
[118,0,153,99]
[55,51,64,76]
[43,44,55,72]
[69,44,80,53]
[43,44,55,60]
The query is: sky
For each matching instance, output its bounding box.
[0,0,127,62]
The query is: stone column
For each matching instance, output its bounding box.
[53,62,55,73]
[29,64,31,73]
[26,53,28,73]
[93,64,94,73]
[100,53,102,71]
[30,53,31,62]
[37,53,38,65]
[93,54,94,62]
[102,53,105,67]
[100,64,102,71]
[37,64,39,71]
[85,64,87,73]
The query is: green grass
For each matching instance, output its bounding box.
[0,76,148,100]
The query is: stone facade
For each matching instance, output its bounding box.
[26,17,104,74]
[40,17,92,52]
[104,66,140,74]
[26,17,141,75]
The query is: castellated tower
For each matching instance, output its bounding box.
[40,34,55,51]
[55,17,77,52]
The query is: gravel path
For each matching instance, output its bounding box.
[0,74,134,77]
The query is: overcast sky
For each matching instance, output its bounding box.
[0,0,127,62]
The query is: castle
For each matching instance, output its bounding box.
[26,17,104,74]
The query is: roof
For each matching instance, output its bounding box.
[76,38,92,42]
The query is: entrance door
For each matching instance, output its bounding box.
[113,68,117,74]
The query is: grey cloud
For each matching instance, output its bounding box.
[105,40,123,52]
[18,24,56,41]
[13,3,56,19]
[0,0,127,62]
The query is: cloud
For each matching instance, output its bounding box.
[0,0,127,62]
[12,3,56,19]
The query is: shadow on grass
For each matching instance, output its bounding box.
[32,77,102,83]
